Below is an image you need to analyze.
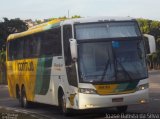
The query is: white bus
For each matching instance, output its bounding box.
[7,17,149,115]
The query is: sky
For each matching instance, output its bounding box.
[0,0,160,21]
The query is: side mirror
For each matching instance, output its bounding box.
[69,38,77,61]
[143,34,156,54]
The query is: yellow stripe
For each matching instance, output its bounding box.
[94,84,136,95]
[7,19,63,41]
[94,84,118,95]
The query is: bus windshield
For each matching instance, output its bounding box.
[75,22,141,40]
[78,40,147,83]
[76,22,148,83]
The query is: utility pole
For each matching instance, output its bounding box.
[68,10,70,18]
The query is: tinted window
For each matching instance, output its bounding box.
[8,39,24,60]
[41,27,62,57]
[8,40,15,60]
[24,36,41,58]
[63,25,72,65]
[7,27,62,60]
[63,25,78,87]
[16,39,24,59]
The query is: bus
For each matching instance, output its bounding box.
[6,17,149,115]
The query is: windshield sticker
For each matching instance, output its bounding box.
[112,41,120,48]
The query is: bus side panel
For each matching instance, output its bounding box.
[7,59,38,101]
[34,56,65,105]
[22,59,38,101]
[35,57,53,95]
[7,61,18,98]
[33,56,76,106]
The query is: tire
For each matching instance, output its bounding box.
[116,106,128,113]
[60,91,71,116]
[20,87,30,108]
[16,87,21,102]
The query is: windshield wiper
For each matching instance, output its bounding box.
[112,46,133,81]
[100,60,110,81]
[115,59,133,81]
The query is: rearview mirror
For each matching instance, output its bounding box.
[69,38,77,61]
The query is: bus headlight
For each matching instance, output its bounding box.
[79,88,97,94]
[137,83,149,91]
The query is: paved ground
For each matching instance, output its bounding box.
[0,70,160,119]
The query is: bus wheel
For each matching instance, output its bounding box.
[16,85,20,102]
[116,106,128,113]
[20,88,29,108]
[60,92,71,116]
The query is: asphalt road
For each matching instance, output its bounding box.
[0,70,160,119]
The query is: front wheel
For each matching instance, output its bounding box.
[116,106,128,113]
[60,92,71,116]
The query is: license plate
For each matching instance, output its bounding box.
[112,98,123,102]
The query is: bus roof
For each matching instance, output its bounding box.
[61,16,135,25]
[7,16,135,41]
[7,19,62,41]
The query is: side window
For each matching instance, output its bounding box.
[63,25,72,65]
[63,25,78,87]
[24,36,31,58]
[30,35,41,58]
[7,42,10,60]
[8,39,21,60]
[8,35,41,60]
[23,35,41,58]
[17,39,24,59]
[8,41,15,60]
[13,40,18,60]
[34,35,41,57]
[41,27,62,57]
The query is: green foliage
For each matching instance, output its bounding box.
[47,15,82,22]
[0,18,27,84]
[138,18,160,69]
[0,51,6,67]
[35,20,43,24]
[137,18,160,38]
[0,18,28,51]
[137,19,150,33]
[71,15,81,18]
[0,51,6,84]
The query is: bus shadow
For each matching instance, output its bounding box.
[25,103,144,119]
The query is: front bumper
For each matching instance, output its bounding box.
[78,89,149,109]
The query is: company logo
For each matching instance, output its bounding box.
[17,62,34,71]
[97,85,111,89]
[54,63,63,71]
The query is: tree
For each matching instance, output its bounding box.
[71,15,81,18]
[150,21,160,39]
[0,51,6,84]
[0,18,28,51]
[0,18,28,84]
[137,19,150,33]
